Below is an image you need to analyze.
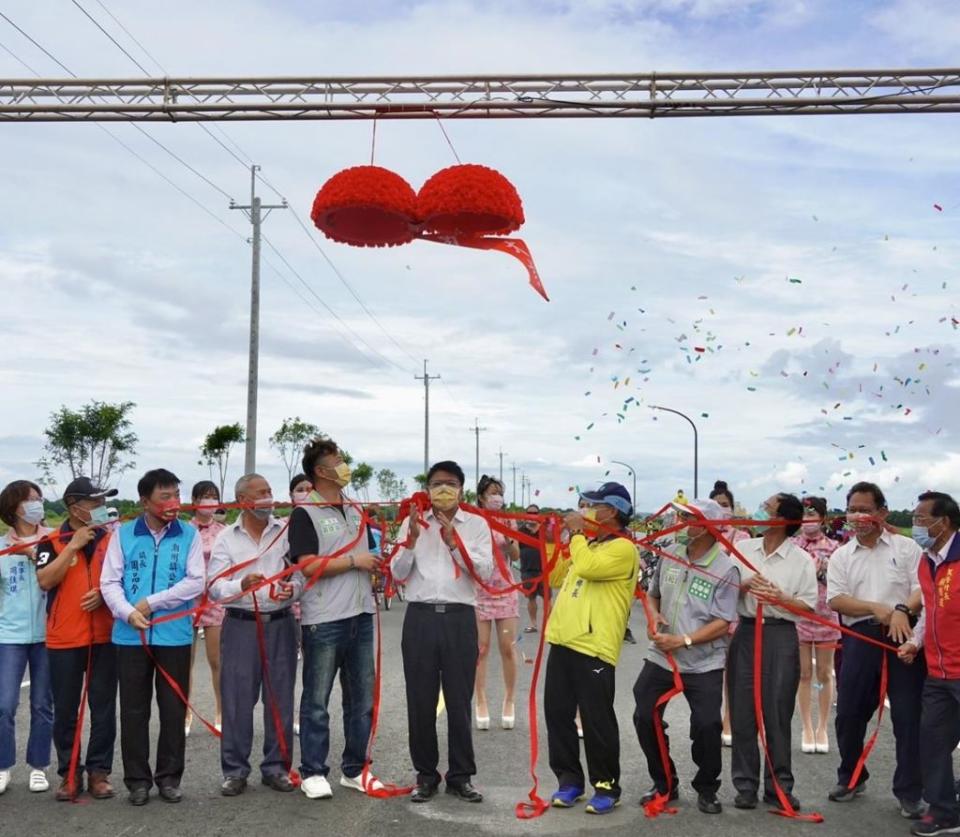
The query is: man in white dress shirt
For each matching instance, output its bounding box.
[826,481,925,819]
[392,460,493,804]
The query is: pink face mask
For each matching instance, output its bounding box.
[485,494,505,511]
[801,522,821,537]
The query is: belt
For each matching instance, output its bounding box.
[740,616,792,626]
[408,602,474,614]
[226,608,291,623]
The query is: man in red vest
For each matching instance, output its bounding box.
[898,491,960,837]
[35,477,119,802]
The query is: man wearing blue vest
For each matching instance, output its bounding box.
[101,469,204,806]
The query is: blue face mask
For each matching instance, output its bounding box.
[87,505,112,527]
[754,505,770,522]
[912,525,937,550]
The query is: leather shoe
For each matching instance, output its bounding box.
[734,791,758,809]
[262,773,294,793]
[220,777,247,797]
[87,771,115,799]
[55,775,84,802]
[158,785,182,803]
[446,781,483,803]
[764,791,800,810]
[128,786,150,806]
[639,786,678,806]
[410,783,439,803]
[698,793,723,814]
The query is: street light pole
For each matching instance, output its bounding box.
[610,459,638,509]
[649,406,699,498]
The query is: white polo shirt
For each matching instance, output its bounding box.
[826,529,921,625]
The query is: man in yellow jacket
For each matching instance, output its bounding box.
[545,482,640,815]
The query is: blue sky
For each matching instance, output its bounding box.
[1,0,958,511]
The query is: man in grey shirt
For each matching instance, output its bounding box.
[633,498,740,815]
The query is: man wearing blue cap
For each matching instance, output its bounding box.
[545,482,640,815]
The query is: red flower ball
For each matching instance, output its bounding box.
[418,164,524,237]
[311,165,418,247]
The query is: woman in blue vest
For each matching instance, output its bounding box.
[0,479,52,795]
[101,469,204,806]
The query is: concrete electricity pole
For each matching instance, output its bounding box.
[414,359,440,478]
[511,462,518,507]
[498,447,506,483]
[469,418,488,490]
[230,164,286,473]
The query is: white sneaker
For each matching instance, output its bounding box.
[340,773,385,795]
[293,722,300,735]
[300,774,333,799]
[0,770,9,795]
[28,769,49,792]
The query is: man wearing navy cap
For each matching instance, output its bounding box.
[545,482,640,815]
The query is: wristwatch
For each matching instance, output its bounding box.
[683,634,693,648]
[894,603,911,617]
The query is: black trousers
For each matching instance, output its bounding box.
[633,661,723,795]
[728,620,799,796]
[920,677,960,824]
[401,603,478,787]
[545,643,620,798]
[835,622,925,801]
[116,644,191,791]
[48,643,117,777]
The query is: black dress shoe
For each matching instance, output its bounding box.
[410,783,439,803]
[734,791,758,809]
[158,785,182,803]
[128,786,150,806]
[220,777,247,797]
[446,781,483,803]
[764,791,800,810]
[828,781,866,802]
[698,793,723,814]
[639,786,679,806]
[262,773,294,793]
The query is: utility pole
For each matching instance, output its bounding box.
[414,359,440,478]
[230,164,287,474]
[469,418,488,490]
[520,472,527,507]
[498,447,506,484]
[511,462,518,507]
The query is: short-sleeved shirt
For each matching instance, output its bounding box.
[288,498,375,626]
[648,542,740,673]
[734,537,818,622]
[826,530,922,625]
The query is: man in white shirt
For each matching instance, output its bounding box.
[898,492,960,837]
[728,492,816,812]
[207,474,300,797]
[826,481,925,819]
[392,460,493,804]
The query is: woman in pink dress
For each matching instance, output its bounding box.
[185,480,226,734]
[792,495,840,754]
[710,480,751,747]
[474,475,520,731]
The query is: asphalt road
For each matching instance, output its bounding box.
[5,604,916,837]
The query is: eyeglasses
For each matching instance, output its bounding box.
[428,480,460,489]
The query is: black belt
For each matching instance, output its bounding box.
[740,616,792,626]
[409,602,474,614]
[226,608,291,623]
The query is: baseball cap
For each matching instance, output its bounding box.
[579,482,633,516]
[671,497,726,520]
[62,477,119,503]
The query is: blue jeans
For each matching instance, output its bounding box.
[299,613,374,779]
[0,642,53,771]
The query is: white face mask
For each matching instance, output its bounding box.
[250,498,274,520]
[485,494,505,511]
[196,498,219,515]
[18,499,44,525]
[292,490,311,504]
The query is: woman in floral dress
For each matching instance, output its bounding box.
[474,475,520,730]
[185,480,226,734]
[792,496,840,754]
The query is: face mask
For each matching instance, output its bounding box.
[18,500,45,525]
[581,507,598,521]
[911,526,935,550]
[249,499,273,520]
[801,522,821,537]
[675,530,690,546]
[754,505,770,522]
[430,485,460,511]
[88,504,112,527]
[292,490,311,504]
[328,463,352,488]
[153,499,181,521]
[196,498,218,515]
[485,494,505,511]
[846,512,876,536]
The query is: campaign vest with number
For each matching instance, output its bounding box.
[112,517,196,647]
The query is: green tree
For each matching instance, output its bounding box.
[38,400,138,486]
[413,473,427,490]
[269,417,320,483]
[376,468,407,502]
[351,462,374,501]
[199,423,245,498]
